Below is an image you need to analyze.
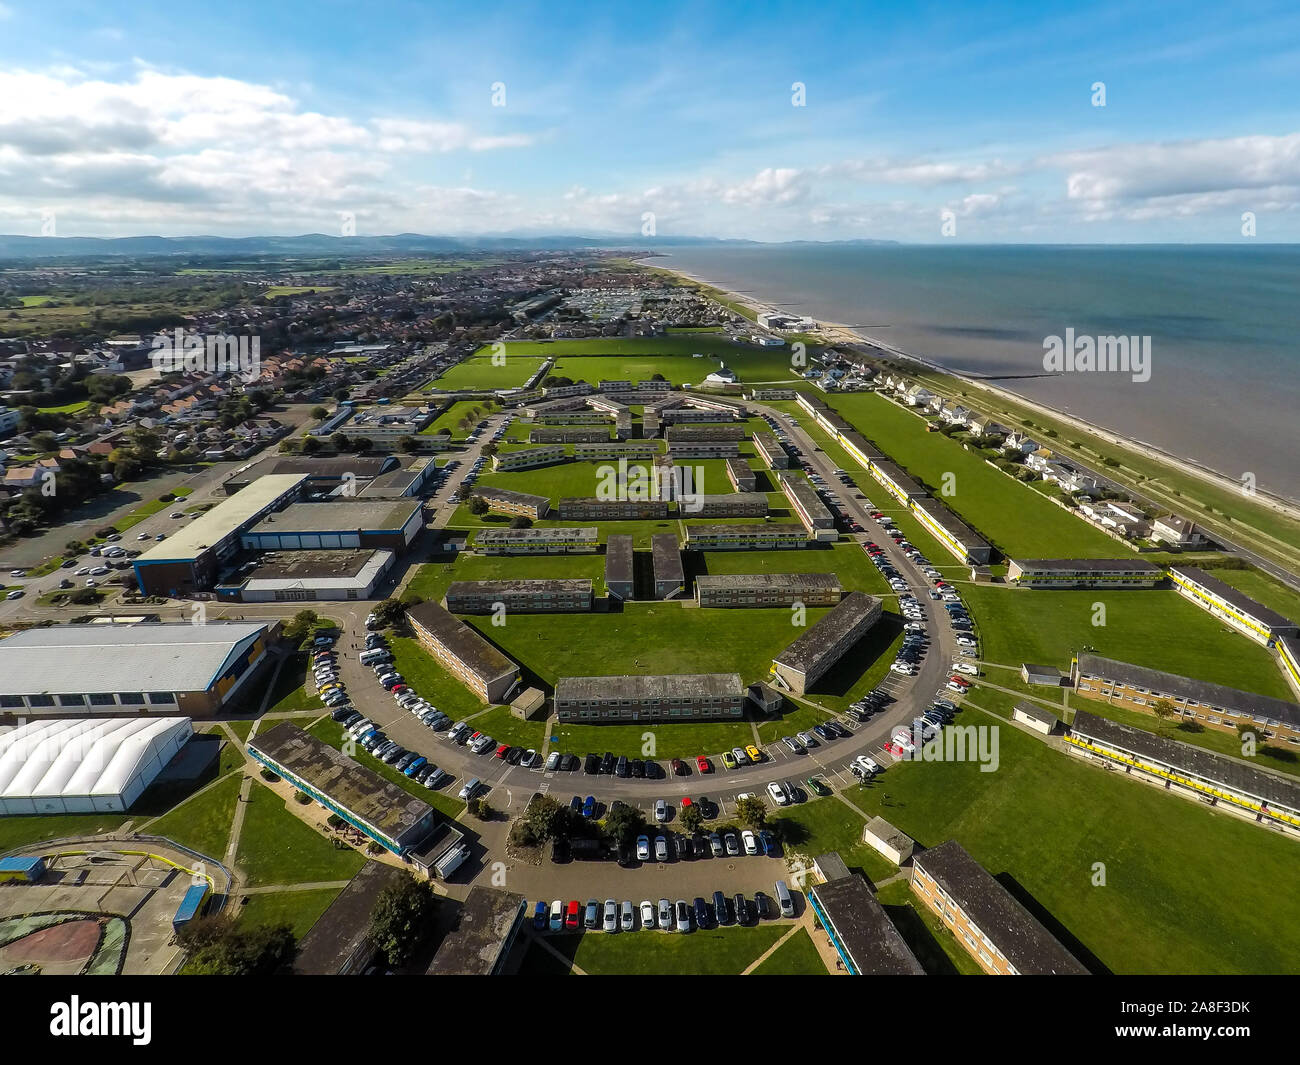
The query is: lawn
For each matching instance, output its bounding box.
[550,718,764,762]
[233,782,366,886]
[236,886,343,939]
[144,772,243,860]
[456,705,547,750]
[434,354,548,390]
[114,486,194,532]
[540,924,790,975]
[750,928,829,975]
[960,584,1292,699]
[0,813,130,854]
[785,391,1124,558]
[1199,565,1300,626]
[386,636,493,721]
[264,653,325,713]
[263,285,334,299]
[421,398,499,437]
[846,721,1300,974]
[768,795,898,884]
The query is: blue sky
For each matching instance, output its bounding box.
[1,0,1298,240]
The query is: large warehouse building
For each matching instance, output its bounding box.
[0,621,274,718]
[0,717,193,814]
[239,499,423,553]
[133,473,308,597]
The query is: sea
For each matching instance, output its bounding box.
[658,244,1300,504]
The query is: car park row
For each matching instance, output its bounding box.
[531,878,797,935]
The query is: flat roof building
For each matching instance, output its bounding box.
[290,862,413,974]
[1168,566,1299,646]
[1072,652,1300,743]
[557,498,668,520]
[572,441,661,461]
[444,579,594,614]
[1007,558,1164,589]
[248,723,437,854]
[475,526,598,554]
[473,486,550,520]
[684,523,809,550]
[491,445,568,471]
[0,621,273,719]
[222,455,397,495]
[555,673,745,724]
[725,457,757,492]
[1067,709,1300,832]
[911,840,1088,975]
[134,473,307,597]
[406,601,521,704]
[695,572,841,609]
[686,493,770,518]
[838,429,882,469]
[529,427,609,444]
[605,533,635,601]
[666,441,742,459]
[868,459,928,506]
[772,590,883,694]
[910,497,992,565]
[862,816,915,866]
[751,431,790,469]
[777,471,836,539]
[664,424,746,441]
[1012,701,1061,735]
[807,874,925,976]
[240,499,423,553]
[651,533,684,600]
[216,548,395,603]
[425,887,528,976]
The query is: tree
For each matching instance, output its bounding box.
[370,598,406,628]
[350,436,373,453]
[178,914,294,976]
[679,804,704,833]
[301,436,322,454]
[467,796,493,820]
[369,874,439,968]
[603,803,646,846]
[481,442,498,456]
[396,435,419,453]
[467,496,490,516]
[509,516,532,529]
[1150,699,1176,731]
[282,609,321,643]
[525,795,572,841]
[736,796,767,828]
[311,406,329,421]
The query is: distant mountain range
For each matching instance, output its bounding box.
[0,232,899,260]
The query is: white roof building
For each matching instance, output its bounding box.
[0,717,192,814]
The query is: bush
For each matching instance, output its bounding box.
[293,790,311,805]
[260,768,280,782]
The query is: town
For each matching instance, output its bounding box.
[0,246,1297,985]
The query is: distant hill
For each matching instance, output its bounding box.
[0,232,898,261]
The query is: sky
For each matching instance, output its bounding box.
[1,0,1298,242]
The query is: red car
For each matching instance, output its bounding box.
[871,511,883,519]
[949,675,971,688]
[565,900,580,929]
[495,743,510,758]
[696,755,712,773]
[884,741,906,757]
[681,797,693,809]
[934,579,946,587]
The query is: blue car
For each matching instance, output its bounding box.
[404,756,427,777]
[533,900,548,930]
[582,795,596,818]
[570,795,582,813]
[759,830,780,857]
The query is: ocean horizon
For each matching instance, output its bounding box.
[659,243,1300,503]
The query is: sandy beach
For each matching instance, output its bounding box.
[650,258,1300,528]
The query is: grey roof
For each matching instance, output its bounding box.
[774,591,882,674]
[425,887,527,976]
[864,816,914,854]
[651,533,684,584]
[135,473,307,563]
[1075,653,1300,728]
[474,486,550,509]
[446,579,592,596]
[1170,566,1296,630]
[604,534,635,587]
[1013,701,1061,726]
[0,621,269,696]
[1069,710,1300,812]
[808,874,924,975]
[556,673,744,702]
[777,471,834,523]
[1013,558,1163,573]
[912,496,990,551]
[839,429,882,459]
[262,455,396,479]
[695,573,840,592]
[685,523,807,539]
[869,460,928,499]
[250,723,435,845]
[291,861,411,974]
[476,526,597,543]
[246,499,419,536]
[405,601,519,683]
[913,841,1088,974]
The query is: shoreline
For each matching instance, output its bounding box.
[648,258,1300,523]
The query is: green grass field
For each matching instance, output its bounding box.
[434,354,548,390]
[405,551,609,602]
[264,653,325,713]
[1199,565,1300,625]
[781,391,1124,558]
[847,721,1300,974]
[750,928,829,974]
[532,924,790,975]
[421,399,498,437]
[961,585,1291,699]
[143,772,243,860]
[263,285,334,299]
[233,782,366,886]
[768,795,898,883]
[236,886,343,939]
[114,485,194,532]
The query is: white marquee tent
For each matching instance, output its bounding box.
[0,717,192,815]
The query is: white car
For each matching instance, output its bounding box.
[8,569,24,578]
[640,900,656,928]
[603,899,618,933]
[953,662,978,676]
[636,835,650,861]
[658,899,673,930]
[654,799,668,822]
[620,901,634,932]
[767,781,789,806]
[741,830,759,856]
[890,662,916,675]
[654,836,669,862]
[796,731,818,749]
[545,751,561,771]
[853,755,881,776]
